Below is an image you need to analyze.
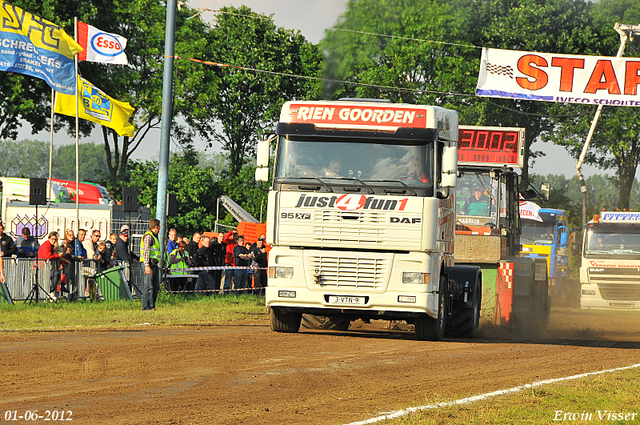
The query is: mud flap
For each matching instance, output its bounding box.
[495,261,514,326]
[509,258,549,334]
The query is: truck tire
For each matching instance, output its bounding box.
[415,276,448,341]
[301,314,350,331]
[447,280,482,338]
[270,307,302,333]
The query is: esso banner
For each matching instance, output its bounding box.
[285,102,427,129]
[77,21,128,65]
[476,47,640,107]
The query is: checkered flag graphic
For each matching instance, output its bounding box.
[485,62,514,79]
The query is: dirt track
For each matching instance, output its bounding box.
[2,308,640,425]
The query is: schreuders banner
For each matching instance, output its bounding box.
[476,47,640,107]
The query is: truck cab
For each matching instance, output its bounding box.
[257,99,482,341]
[580,211,640,310]
[521,208,571,304]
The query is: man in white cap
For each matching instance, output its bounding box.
[114,225,138,290]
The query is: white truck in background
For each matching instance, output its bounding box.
[580,211,640,309]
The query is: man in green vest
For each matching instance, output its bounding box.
[168,240,191,291]
[141,218,161,310]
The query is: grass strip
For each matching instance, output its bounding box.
[0,291,268,331]
[379,367,640,424]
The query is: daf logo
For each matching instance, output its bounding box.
[390,217,421,224]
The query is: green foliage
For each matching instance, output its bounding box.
[0,139,108,181]
[189,5,322,175]
[217,164,270,226]
[530,173,640,230]
[53,143,110,181]
[127,153,221,235]
[321,0,640,189]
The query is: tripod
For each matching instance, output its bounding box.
[25,204,56,304]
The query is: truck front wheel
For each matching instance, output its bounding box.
[415,277,448,341]
[270,307,302,333]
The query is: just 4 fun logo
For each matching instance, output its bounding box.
[294,194,409,211]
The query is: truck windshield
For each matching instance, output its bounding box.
[584,227,640,257]
[521,212,556,244]
[456,173,498,224]
[274,136,433,188]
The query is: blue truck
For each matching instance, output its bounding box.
[520,208,572,305]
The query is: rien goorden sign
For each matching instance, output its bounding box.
[476,48,640,106]
[287,103,427,129]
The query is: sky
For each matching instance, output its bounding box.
[18,0,603,179]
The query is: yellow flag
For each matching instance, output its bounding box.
[0,1,83,94]
[54,75,135,137]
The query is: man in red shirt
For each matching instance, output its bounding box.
[37,232,63,297]
[222,229,238,294]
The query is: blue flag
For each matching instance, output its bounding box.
[0,1,83,94]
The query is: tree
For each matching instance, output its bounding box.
[217,164,270,227]
[320,0,605,179]
[189,6,322,175]
[0,139,48,177]
[52,143,109,182]
[127,152,221,236]
[0,139,108,181]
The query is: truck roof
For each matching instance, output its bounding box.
[279,100,458,142]
[599,211,640,223]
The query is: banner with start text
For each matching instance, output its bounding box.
[476,47,640,107]
[0,1,82,94]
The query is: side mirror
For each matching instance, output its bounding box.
[441,145,457,188]
[256,138,271,167]
[560,232,567,247]
[255,167,269,183]
[540,182,550,201]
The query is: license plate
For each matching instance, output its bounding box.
[328,296,365,305]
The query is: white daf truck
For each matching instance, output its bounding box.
[580,211,640,309]
[255,99,482,341]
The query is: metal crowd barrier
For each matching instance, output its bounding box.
[1,258,146,302]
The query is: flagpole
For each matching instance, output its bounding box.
[48,88,55,201]
[74,17,80,234]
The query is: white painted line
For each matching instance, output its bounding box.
[345,363,640,425]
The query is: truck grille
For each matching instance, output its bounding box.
[588,267,640,284]
[597,284,640,301]
[316,210,382,223]
[308,255,389,289]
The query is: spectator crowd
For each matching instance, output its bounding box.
[168,227,268,296]
[0,220,268,303]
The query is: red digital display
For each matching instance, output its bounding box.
[457,126,524,168]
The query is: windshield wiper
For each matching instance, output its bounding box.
[277,177,333,193]
[361,179,418,196]
[319,177,375,194]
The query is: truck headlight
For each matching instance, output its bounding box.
[582,289,596,296]
[269,266,294,279]
[402,272,430,284]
